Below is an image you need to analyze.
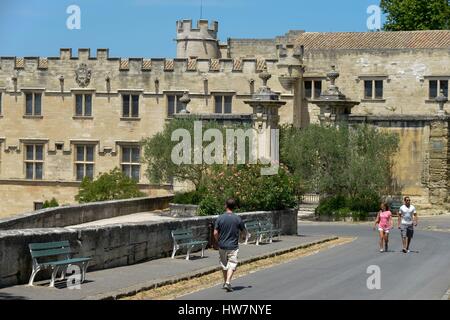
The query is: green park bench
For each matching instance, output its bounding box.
[171,229,208,260]
[244,220,281,245]
[244,220,262,245]
[390,200,403,216]
[28,241,91,287]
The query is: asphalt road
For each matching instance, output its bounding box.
[180,220,450,300]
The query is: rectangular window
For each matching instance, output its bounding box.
[34,202,44,211]
[224,96,232,114]
[429,80,448,99]
[364,80,383,100]
[167,94,182,117]
[364,81,373,99]
[121,146,140,181]
[214,95,233,114]
[375,80,383,99]
[314,81,322,99]
[440,80,448,98]
[25,93,42,116]
[75,145,95,181]
[304,81,312,99]
[75,94,93,116]
[122,94,139,118]
[304,80,322,99]
[25,144,44,180]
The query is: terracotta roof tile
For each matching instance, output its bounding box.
[294,30,450,50]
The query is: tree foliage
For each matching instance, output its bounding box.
[142,118,252,190]
[280,124,399,203]
[75,168,145,203]
[380,0,450,31]
[197,164,299,216]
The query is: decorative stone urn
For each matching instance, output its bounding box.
[179,91,191,114]
[310,65,360,125]
[436,89,448,117]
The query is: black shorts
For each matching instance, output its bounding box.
[400,224,414,238]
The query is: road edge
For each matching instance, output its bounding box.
[84,236,339,300]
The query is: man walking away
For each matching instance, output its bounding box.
[398,196,418,253]
[214,198,247,292]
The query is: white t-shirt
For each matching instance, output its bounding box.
[399,204,416,225]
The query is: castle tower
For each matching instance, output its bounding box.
[176,19,220,59]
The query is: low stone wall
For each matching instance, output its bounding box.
[0,209,297,288]
[167,203,199,217]
[0,196,174,230]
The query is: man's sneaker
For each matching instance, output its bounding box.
[402,249,407,253]
[224,283,233,292]
[379,249,384,252]
[407,250,411,253]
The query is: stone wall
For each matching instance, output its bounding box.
[0,209,297,288]
[349,115,450,212]
[0,195,174,230]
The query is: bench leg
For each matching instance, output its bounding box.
[49,266,60,288]
[58,265,68,281]
[201,244,205,258]
[186,246,193,260]
[171,245,178,259]
[244,233,250,245]
[256,234,261,246]
[28,266,41,286]
[81,262,89,283]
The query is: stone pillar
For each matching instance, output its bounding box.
[244,68,286,163]
[428,119,449,206]
[276,44,304,128]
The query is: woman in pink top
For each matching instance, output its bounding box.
[373,202,392,252]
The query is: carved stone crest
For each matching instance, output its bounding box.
[75,63,91,87]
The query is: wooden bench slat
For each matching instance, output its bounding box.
[42,257,91,267]
[31,247,71,258]
[173,234,194,240]
[29,241,70,250]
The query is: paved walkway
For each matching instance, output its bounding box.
[66,211,174,228]
[0,234,335,300]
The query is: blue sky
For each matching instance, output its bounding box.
[0,0,385,58]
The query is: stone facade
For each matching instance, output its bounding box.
[0,20,449,217]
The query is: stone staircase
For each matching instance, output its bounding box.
[298,203,318,220]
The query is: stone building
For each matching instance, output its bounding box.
[0,19,449,217]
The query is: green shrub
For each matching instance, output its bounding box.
[202,163,299,215]
[315,195,348,216]
[172,189,205,205]
[315,195,374,221]
[352,210,368,221]
[348,192,380,213]
[198,195,223,216]
[43,198,59,208]
[75,167,145,203]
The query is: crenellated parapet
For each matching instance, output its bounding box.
[0,48,282,93]
[176,19,220,59]
[177,19,218,40]
[0,48,278,73]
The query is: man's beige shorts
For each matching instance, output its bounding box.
[219,249,239,271]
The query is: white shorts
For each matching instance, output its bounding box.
[378,227,390,233]
[219,249,239,271]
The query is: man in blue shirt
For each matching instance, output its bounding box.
[214,198,247,292]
